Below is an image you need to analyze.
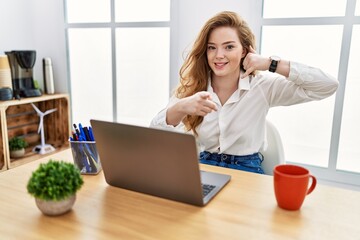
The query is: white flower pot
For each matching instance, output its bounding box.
[10,148,25,158]
[35,195,76,216]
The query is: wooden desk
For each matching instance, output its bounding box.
[0,149,359,239]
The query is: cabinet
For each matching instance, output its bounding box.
[0,94,71,170]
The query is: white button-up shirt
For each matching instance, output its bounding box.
[150,62,338,156]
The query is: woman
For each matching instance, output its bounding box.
[150,11,338,174]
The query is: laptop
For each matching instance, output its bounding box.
[90,119,231,206]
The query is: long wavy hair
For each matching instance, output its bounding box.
[176,11,256,135]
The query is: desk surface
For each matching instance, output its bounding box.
[0,149,359,240]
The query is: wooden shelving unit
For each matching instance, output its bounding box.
[0,93,71,170]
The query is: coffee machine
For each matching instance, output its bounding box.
[5,50,42,99]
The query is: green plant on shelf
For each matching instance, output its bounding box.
[27,160,84,201]
[8,136,28,151]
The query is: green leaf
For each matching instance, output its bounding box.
[27,160,84,201]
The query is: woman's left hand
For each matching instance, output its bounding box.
[241,46,270,78]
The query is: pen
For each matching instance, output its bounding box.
[78,123,87,141]
[82,145,100,172]
[88,126,95,141]
[73,124,81,140]
[83,127,91,141]
[72,131,78,141]
[79,142,91,172]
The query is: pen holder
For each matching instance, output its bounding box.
[70,141,102,175]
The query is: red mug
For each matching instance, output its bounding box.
[273,164,317,211]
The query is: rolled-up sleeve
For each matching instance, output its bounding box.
[267,62,339,107]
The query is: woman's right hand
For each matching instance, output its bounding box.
[166,91,217,126]
[181,91,218,116]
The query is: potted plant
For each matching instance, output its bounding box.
[27,159,84,216]
[9,136,28,158]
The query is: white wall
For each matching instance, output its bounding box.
[0,0,68,93]
[0,0,34,50]
[30,0,68,93]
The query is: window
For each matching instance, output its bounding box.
[261,0,360,187]
[263,0,346,18]
[66,0,111,23]
[65,0,170,127]
[115,28,170,125]
[115,0,170,22]
[67,28,113,124]
[261,25,342,168]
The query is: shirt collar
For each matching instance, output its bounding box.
[207,72,251,105]
[239,73,251,91]
[207,72,251,92]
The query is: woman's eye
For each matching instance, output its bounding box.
[226,45,235,50]
[207,46,216,50]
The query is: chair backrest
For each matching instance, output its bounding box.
[260,120,285,175]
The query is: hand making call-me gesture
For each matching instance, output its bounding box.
[242,46,290,79]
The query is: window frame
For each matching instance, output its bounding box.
[64,0,173,125]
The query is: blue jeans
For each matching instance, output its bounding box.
[199,151,265,174]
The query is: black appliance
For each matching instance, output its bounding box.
[5,50,42,99]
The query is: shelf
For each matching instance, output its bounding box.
[0,122,5,172]
[0,94,71,169]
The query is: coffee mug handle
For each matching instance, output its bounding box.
[307,175,317,195]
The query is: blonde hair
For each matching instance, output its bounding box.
[176,11,256,135]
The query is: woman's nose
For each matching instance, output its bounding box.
[215,49,225,58]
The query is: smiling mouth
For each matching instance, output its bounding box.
[214,62,228,67]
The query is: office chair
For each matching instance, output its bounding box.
[260,120,285,175]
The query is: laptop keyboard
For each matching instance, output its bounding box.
[202,184,216,197]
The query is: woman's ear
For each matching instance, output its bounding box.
[241,48,248,58]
